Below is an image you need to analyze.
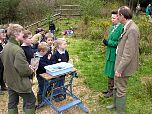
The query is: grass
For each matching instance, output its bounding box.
[67,38,152,114]
[55,18,152,114]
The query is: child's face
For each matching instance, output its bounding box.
[46,37,53,46]
[39,50,48,56]
[23,35,32,45]
[59,41,67,50]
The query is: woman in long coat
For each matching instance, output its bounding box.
[103,10,124,98]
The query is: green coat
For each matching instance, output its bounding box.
[0,38,33,93]
[104,23,124,78]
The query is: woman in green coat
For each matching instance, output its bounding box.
[103,10,124,98]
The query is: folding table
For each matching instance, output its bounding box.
[39,69,88,114]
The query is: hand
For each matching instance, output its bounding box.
[29,65,35,72]
[103,39,108,46]
[48,54,51,60]
[115,71,122,77]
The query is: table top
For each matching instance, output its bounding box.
[39,68,77,80]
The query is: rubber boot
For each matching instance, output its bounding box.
[114,96,126,114]
[25,108,35,114]
[8,108,18,114]
[106,88,116,110]
[104,78,114,98]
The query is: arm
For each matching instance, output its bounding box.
[116,29,138,74]
[14,50,33,77]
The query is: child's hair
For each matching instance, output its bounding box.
[38,42,49,52]
[7,24,24,38]
[23,30,32,39]
[53,38,66,52]
[45,32,53,39]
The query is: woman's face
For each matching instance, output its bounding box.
[111,14,119,25]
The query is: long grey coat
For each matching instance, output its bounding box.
[115,21,140,76]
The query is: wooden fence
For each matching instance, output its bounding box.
[54,5,81,17]
[25,13,61,31]
[24,5,81,31]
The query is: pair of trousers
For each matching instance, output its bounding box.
[8,88,36,110]
[114,76,129,97]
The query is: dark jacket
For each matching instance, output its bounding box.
[36,54,52,74]
[51,50,69,64]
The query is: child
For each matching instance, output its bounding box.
[50,38,69,101]
[21,30,35,83]
[45,32,54,56]
[36,42,52,107]
[32,28,45,52]
[0,29,7,95]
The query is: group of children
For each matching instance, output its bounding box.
[0,24,70,113]
[22,28,70,106]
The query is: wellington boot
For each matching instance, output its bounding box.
[25,108,35,114]
[8,108,18,114]
[114,96,126,114]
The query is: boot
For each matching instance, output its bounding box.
[0,90,4,95]
[102,78,111,94]
[114,96,126,114]
[25,108,35,114]
[104,78,114,98]
[8,108,18,114]
[106,88,116,110]
[1,85,8,91]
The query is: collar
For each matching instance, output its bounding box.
[57,49,65,54]
[9,37,20,46]
[124,20,132,31]
[21,43,30,46]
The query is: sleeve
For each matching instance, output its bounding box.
[66,51,69,62]
[107,39,118,48]
[116,29,138,73]
[14,49,32,77]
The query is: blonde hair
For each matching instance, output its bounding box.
[53,38,66,52]
[45,32,53,39]
[38,42,49,52]
[23,30,32,39]
[7,24,24,38]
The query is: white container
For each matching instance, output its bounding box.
[44,62,73,76]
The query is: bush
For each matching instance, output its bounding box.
[136,16,152,54]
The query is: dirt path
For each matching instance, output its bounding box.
[0,76,106,114]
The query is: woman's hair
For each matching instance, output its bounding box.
[118,6,132,19]
[38,42,49,52]
[111,10,118,15]
[23,30,32,39]
[7,24,24,38]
